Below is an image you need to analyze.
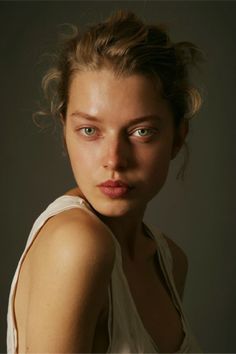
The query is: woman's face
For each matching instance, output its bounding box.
[64,69,183,218]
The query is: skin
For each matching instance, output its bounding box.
[64,68,188,262]
[16,68,189,353]
[19,207,115,353]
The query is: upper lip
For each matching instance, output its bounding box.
[98,179,131,188]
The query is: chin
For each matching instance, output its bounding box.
[91,197,143,219]
[96,204,131,218]
[81,188,148,218]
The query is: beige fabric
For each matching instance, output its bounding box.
[7,195,202,353]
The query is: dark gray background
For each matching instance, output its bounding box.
[1,1,236,352]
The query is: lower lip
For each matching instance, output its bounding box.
[98,186,130,198]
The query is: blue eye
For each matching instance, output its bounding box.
[133,128,152,137]
[81,127,96,136]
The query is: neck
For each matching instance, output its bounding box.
[99,209,152,263]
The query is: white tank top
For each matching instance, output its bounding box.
[7,195,202,353]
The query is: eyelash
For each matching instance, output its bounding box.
[132,128,156,137]
[80,127,97,136]
[77,127,158,140]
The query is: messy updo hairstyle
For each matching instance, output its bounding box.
[37,9,204,179]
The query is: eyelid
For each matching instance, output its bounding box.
[75,125,158,139]
[131,127,158,137]
[76,126,99,137]
[82,127,96,135]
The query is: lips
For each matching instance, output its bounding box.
[99,180,130,188]
[98,179,132,198]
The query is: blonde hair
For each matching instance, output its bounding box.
[36,10,205,178]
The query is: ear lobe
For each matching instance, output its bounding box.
[171,119,189,160]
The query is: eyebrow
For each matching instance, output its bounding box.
[70,111,161,124]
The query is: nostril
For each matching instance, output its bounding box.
[103,151,128,170]
[103,157,128,170]
[102,137,130,170]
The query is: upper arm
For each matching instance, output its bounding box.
[26,209,115,353]
[163,234,188,300]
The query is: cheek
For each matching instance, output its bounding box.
[140,143,173,189]
[68,145,87,170]
[66,136,99,176]
[142,143,172,170]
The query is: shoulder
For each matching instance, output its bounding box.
[29,206,116,284]
[162,233,188,300]
[25,207,115,351]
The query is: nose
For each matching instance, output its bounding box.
[102,134,129,171]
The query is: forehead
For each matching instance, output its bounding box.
[67,69,173,122]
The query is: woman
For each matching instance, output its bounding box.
[7,10,203,353]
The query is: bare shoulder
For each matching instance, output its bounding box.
[29,206,116,300]
[162,234,188,300]
[25,207,115,352]
[31,206,116,269]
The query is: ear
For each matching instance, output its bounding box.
[171,119,189,160]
